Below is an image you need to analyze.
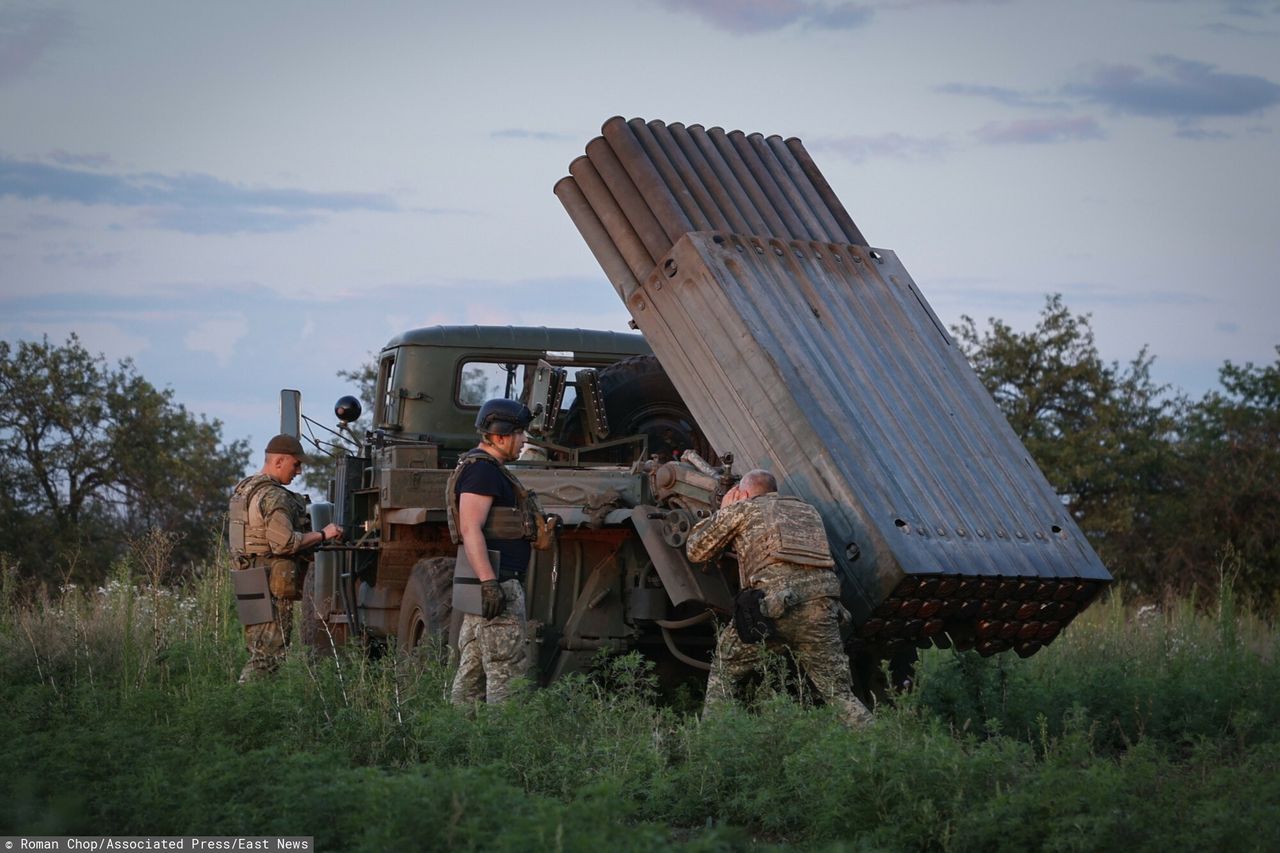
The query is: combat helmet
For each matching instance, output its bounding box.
[475,398,533,436]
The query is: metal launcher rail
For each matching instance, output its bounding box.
[556,116,1112,659]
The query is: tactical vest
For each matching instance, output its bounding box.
[741,494,836,582]
[228,473,310,561]
[445,449,543,545]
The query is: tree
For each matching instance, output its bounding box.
[336,357,378,437]
[0,334,250,585]
[1165,348,1280,607]
[294,356,378,495]
[952,295,1179,591]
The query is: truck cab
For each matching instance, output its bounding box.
[305,324,732,685]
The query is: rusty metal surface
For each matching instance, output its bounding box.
[630,232,1109,614]
[557,118,1111,655]
[555,117,867,302]
[631,506,734,610]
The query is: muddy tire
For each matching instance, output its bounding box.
[397,556,455,655]
[564,355,713,462]
[299,569,321,649]
[300,568,346,653]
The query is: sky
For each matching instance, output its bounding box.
[2,0,1278,464]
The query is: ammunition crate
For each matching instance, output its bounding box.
[379,468,448,509]
[378,444,439,471]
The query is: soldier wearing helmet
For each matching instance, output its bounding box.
[446,398,544,705]
[228,433,343,683]
[687,469,871,729]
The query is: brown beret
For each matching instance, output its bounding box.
[265,434,306,459]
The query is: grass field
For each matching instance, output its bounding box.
[2,560,1278,851]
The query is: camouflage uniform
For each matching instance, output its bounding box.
[687,493,871,728]
[450,579,530,705]
[231,473,311,683]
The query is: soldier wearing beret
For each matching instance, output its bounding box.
[229,434,343,683]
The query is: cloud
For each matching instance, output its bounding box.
[1065,55,1280,120]
[491,128,572,142]
[1052,281,1215,308]
[0,6,72,84]
[935,83,1072,110]
[1,321,152,365]
[808,132,952,162]
[41,248,124,269]
[48,149,114,168]
[140,207,323,235]
[652,0,872,34]
[21,212,69,230]
[184,314,249,368]
[942,56,1279,139]
[1202,18,1280,36]
[1216,321,1241,334]
[877,0,1014,6]
[973,116,1105,145]
[1174,126,1232,140]
[804,2,873,27]
[0,156,398,234]
[411,206,480,216]
[1139,0,1280,20]
[298,315,316,343]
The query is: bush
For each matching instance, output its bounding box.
[2,565,1279,850]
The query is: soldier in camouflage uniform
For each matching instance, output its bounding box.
[686,469,872,728]
[229,434,343,683]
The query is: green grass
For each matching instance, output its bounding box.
[2,558,1278,851]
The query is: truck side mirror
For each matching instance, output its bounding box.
[279,389,302,438]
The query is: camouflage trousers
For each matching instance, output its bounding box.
[238,596,293,684]
[705,595,872,729]
[451,579,530,706]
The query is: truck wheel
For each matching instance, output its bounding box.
[300,569,347,653]
[566,354,713,461]
[849,644,918,707]
[299,569,321,650]
[397,556,455,655]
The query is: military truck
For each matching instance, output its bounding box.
[294,117,1112,694]
[298,325,737,683]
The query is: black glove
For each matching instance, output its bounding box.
[733,588,777,643]
[480,579,505,619]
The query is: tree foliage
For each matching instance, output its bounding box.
[955,297,1280,609]
[1165,349,1280,604]
[293,356,379,495]
[952,295,1178,586]
[0,334,250,585]
[323,302,1280,609]
[336,357,378,436]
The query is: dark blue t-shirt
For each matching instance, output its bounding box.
[455,450,531,577]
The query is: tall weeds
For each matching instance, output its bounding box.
[2,551,1278,850]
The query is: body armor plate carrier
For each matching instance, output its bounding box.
[445,449,547,546]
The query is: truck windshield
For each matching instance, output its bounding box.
[457,359,579,411]
[458,361,526,406]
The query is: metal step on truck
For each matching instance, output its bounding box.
[292,116,1112,697]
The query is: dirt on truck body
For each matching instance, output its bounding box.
[297,117,1111,697]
